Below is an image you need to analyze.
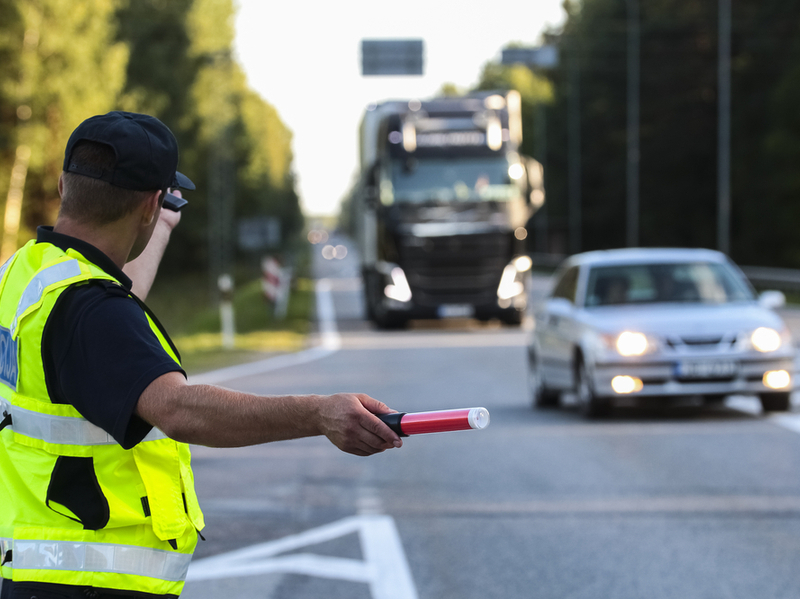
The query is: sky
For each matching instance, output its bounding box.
[233,0,567,217]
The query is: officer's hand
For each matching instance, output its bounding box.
[159,190,182,231]
[317,393,403,456]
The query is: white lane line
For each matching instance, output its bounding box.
[359,515,418,599]
[188,279,341,385]
[185,515,418,599]
[724,395,762,415]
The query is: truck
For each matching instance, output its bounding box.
[350,90,544,329]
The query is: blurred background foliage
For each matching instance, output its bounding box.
[483,0,800,268]
[0,0,302,279]
[342,0,800,270]
[5,0,800,280]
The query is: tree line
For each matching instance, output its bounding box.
[480,0,800,268]
[0,0,302,277]
[340,0,800,269]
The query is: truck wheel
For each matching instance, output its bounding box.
[760,392,790,412]
[372,296,407,330]
[374,311,406,330]
[500,310,524,327]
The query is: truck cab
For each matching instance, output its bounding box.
[355,91,544,328]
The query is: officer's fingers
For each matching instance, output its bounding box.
[343,435,390,457]
[362,412,402,449]
[357,394,394,416]
[355,396,403,448]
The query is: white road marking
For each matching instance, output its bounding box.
[186,515,418,599]
[724,395,762,415]
[188,279,341,385]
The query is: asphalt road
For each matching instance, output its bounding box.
[181,235,800,599]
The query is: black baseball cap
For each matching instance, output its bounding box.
[63,111,195,193]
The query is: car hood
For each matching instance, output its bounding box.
[580,302,786,337]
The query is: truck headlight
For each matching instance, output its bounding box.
[497,265,524,300]
[384,267,412,303]
[513,255,533,272]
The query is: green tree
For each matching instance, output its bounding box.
[114,0,302,276]
[0,0,127,251]
[502,0,800,267]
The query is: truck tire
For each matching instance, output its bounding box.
[500,310,524,327]
[373,307,407,330]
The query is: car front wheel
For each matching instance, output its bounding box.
[576,357,611,418]
[760,392,790,412]
[528,350,560,409]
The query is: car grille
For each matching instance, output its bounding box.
[399,233,510,306]
[665,334,738,350]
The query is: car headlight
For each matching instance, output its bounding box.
[616,331,650,356]
[750,327,783,353]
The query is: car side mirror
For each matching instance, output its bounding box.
[547,297,574,315]
[758,290,786,310]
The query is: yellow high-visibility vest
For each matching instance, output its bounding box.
[0,240,204,596]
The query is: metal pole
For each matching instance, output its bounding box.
[535,102,548,253]
[717,0,731,255]
[627,0,640,248]
[568,44,582,254]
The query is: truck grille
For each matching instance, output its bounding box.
[399,233,510,306]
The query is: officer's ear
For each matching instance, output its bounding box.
[142,190,162,226]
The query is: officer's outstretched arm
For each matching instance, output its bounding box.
[135,371,403,456]
[123,194,182,300]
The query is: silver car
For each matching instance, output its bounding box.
[527,248,796,416]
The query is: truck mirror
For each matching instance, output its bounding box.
[365,185,379,206]
[524,157,545,208]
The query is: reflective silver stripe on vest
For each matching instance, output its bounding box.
[12,539,191,582]
[0,536,11,561]
[0,397,167,446]
[11,259,82,335]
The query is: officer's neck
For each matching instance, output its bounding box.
[53,215,138,270]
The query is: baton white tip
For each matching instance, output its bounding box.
[468,407,490,430]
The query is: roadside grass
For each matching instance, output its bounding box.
[145,261,314,375]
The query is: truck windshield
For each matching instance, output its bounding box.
[389,157,519,203]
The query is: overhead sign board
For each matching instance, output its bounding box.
[238,217,280,251]
[362,39,424,76]
[501,45,559,69]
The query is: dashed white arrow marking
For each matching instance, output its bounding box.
[186,514,417,599]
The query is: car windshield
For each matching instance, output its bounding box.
[584,262,754,307]
[389,157,518,203]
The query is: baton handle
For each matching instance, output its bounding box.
[378,407,490,436]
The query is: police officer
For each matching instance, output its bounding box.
[0,112,403,599]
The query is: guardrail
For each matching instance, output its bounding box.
[528,253,800,293]
[740,267,800,292]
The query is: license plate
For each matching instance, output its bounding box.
[676,360,738,379]
[437,304,474,318]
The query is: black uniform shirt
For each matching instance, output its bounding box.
[36,226,185,450]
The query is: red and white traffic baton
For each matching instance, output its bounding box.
[378,407,490,436]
